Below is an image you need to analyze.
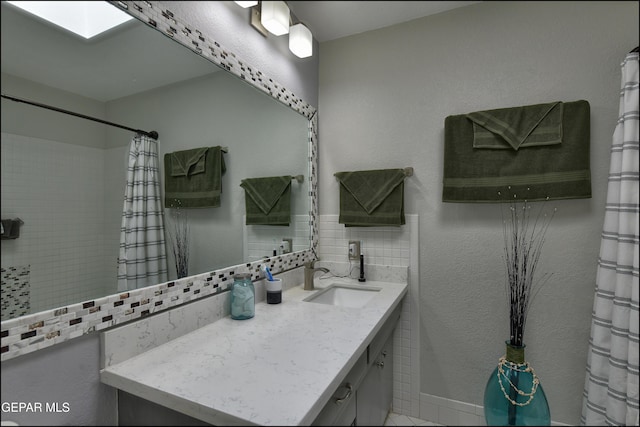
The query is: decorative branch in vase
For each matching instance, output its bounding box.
[501,190,556,348]
[484,187,555,426]
[168,199,189,279]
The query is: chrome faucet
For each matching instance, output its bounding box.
[304,261,329,291]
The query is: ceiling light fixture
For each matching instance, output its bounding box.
[260,1,290,36]
[289,23,313,58]
[234,1,258,8]
[234,1,314,58]
[6,1,133,40]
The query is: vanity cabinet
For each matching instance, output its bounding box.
[101,279,409,426]
[312,305,400,426]
[311,351,366,426]
[356,333,394,426]
[118,390,211,426]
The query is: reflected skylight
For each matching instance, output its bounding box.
[6,1,133,39]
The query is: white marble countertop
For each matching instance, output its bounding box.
[100,276,407,426]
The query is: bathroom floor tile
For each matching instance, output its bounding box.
[384,412,442,426]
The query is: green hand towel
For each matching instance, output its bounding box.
[442,100,591,203]
[170,147,208,176]
[335,169,406,227]
[240,176,292,226]
[467,102,563,150]
[164,146,226,208]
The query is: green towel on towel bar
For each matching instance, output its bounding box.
[442,100,591,203]
[164,146,226,208]
[335,169,406,227]
[170,147,208,176]
[240,176,292,225]
[467,102,563,150]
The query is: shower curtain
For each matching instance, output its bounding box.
[581,50,639,426]
[117,134,168,291]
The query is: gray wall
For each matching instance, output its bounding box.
[0,335,117,426]
[0,1,319,425]
[1,73,108,148]
[317,1,638,424]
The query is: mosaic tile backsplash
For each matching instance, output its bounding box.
[1,265,30,321]
[0,252,313,361]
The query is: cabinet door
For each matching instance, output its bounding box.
[356,335,393,426]
[312,352,367,426]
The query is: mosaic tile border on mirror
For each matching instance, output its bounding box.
[1,0,318,362]
[113,0,317,119]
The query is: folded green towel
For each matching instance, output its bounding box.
[164,146,226,208]
[443,100,591,203]
[335,169,406,227]
[467,102,563,150]
[170,147,208,176]
[240,176,292,225]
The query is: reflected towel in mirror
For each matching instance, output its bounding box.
[240,176,292,226]
[164,146,226,208]
[170,147,209,176]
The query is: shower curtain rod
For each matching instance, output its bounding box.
[1,94,159,139]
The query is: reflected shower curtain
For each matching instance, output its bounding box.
[581,50,639,426]
[117,134,168,291]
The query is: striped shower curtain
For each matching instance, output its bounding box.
[581,50,639,426]
[117,134,168,291]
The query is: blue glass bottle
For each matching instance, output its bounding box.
[230,273,255,320]
[484,342,550,426]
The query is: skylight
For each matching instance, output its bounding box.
[7,1,134,39]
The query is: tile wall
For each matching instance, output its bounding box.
[0,133,115,313]
[318,214,421,418]
[317,215,412,266]
[0,265,31,321]
[244,214,311,262]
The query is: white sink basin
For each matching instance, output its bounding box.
[303,284,381,308]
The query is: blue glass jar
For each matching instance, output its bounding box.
[230,273,255,320]
[484,342,550,426]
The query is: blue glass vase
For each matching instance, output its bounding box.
[484,342,550,426]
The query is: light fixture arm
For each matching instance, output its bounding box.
[249,3,269,37]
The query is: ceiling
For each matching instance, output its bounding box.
[0,2,216,102]
[287,1,481,42]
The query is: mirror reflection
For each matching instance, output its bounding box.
[0,2,312,320]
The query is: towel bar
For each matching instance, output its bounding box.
[221,146,229,153]
[334,167,413,180]
[293,175,304,183]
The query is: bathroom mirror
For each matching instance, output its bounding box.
[0,1,315,321]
